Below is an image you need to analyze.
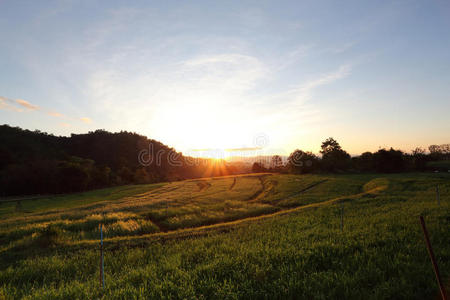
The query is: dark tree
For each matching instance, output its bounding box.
[0,125,246,196]
[355,151,374,172]
[411,147,427,171]
[271,155,282,170]
[287,150,319,174]
[320,137,351,172]
[372,148,405,173]
[252,162,265,173]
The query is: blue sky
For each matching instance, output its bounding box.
[1,0,449,156]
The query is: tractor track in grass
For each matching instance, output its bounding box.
[282,179,329,200]
[67,193,355,251]
[0,180,386,259]
[246,175,273,202]
[229,178,237,190]
[67,180,377,251]
[248,178,327,204]
[196,181,212,192]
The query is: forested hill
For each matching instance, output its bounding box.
[0,125,237,196]
[1,125,449,197]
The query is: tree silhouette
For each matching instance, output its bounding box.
[320,137,351,172]
[271,155,282,170]
[287,150,318,174]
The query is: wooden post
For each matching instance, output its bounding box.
[436,185,440,206]
[100,224,105,289]
[419,216,447,300]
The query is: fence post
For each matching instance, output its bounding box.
[100,223,105,289]
[419,216,447,300]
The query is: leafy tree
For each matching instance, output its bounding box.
[411,147,427,171]
[134,168,152,184]
[355,151,374,172]
[57,161,89,193]
[372,148,405,173]
[271,155,282,170]
[288,150,319,174]
[320,137,351,172]
[252,162,265,173]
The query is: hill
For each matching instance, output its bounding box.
[0,173,448,298]
[0,125,241,196]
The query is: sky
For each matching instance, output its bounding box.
[1,0,449,157]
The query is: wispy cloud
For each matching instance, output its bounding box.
[48,111,64,117]
[15,99,39,110]
[225,147,262,152]
[276,44,314,70]
[85,52,268,135]
[1,96,92,125]
[247,64,353,147]
[0,96,40,112]
[182,53,268,93]
[0,96,23,112]
[80,117,92,123]
[288,65,352,103]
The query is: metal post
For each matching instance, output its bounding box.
[100,224,105,289]
[419,216,447,300]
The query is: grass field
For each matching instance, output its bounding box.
[0,173,449,299]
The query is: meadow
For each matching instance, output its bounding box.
[0,173,449,299]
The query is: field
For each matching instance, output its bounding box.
[0,173,449,299]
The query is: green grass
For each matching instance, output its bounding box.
[427,160,450,170]
[0,183,165,218]
[0,173,449,299]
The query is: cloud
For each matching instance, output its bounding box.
[225,147,262,152]
[1,96,92,127]
[48,111,64,117]
[0,96,23,112]
[245,64,353,146]
[299,65,351,93]
[80,117,92,123]
[85,52,268,136]
[283,65,352,104]
[15,99,39,110]
[276,44,314,70]
[182,53,268,93]
[0,96,40,112]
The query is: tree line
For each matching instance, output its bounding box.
[1,125,448,197]
[0,125,241,196]
[253,137,450,174]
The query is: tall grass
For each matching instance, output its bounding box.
[0,173,448,299]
